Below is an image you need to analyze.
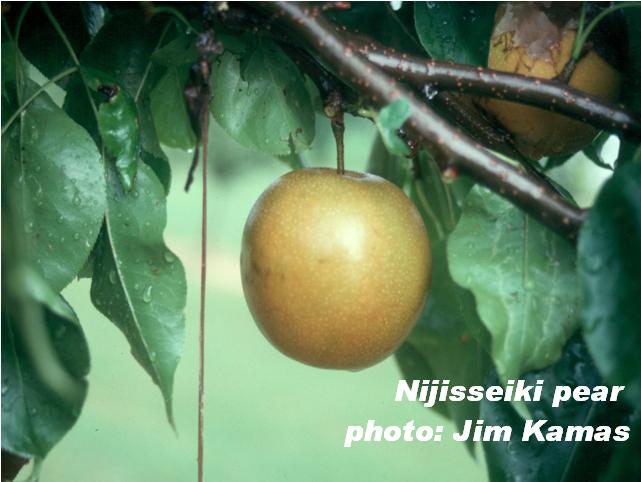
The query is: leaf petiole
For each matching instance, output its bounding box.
[572,2,641,61]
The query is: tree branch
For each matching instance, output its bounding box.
[356,46,641,142]
[259,1,586,241]
[216,5,640,146]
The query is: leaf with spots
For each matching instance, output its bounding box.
[83,68,141,192]
[447,185,580,383]
[62,13,174,192]
[90,163,186,425]
[2,74,105,292]
[211,39,315,155]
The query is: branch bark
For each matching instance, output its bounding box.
[259,1,586,241]
[357,47,641,142]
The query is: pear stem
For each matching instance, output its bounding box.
[324,90,345,175]
[333,114,345,175]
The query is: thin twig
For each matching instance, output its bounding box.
[260,2,586,241]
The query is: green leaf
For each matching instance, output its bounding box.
[325,2,424,55]
[211,40,315,155]
[2,79,106,292]
[17,3,89,89]
[447,185,580,383]
[151,34,198,67]
[481,337,636,482]
[578,161,641,407]
[622,7,641,112]
[63,13,173,192]
[414,2,497,65]
[90,163,186,425]
[1,43,25,116]
[375,99,411,157]
[82,69,141,192]
[396,242,491,454]
[602,409,641,482]
[410,150,474,243]
[150,65,197,150]
[582,132,613,171]
[366,134,410,189]
[2,280,89,459]
[617,140,641,168]
[276,153,305,170]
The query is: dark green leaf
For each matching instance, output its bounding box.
[616,140,641,168]
[1,43,26,116]
[325,2,424,55]
[2,79,106,292]
[148,32,198,151]
[396,242,491,454]
[414,2,497,65]
[1,273,89,459]
[578,161,641,407]
[150,65,197,150]
[366,134,410,189]
[90,163,186,425]
[582,132,613,171]
[602,409,641,482]
[211,40,315,155]
[544,153,574,172]
[375,99,411,157]
[410,150,474,243]
[481,337,635,482]
[151,34,198,67]
[622,8,641,112]
[447,185,580,383]
[217,31,251,57]
[17,3,89,89]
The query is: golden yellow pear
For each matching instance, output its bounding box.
[241,168,431,370]
[482,2,621,160]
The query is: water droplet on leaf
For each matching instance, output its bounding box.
[142,285,153,303]
[164,251,176,263]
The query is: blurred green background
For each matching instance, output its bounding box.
[28,94,613,480]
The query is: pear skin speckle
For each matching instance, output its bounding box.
[241,168,431,370]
